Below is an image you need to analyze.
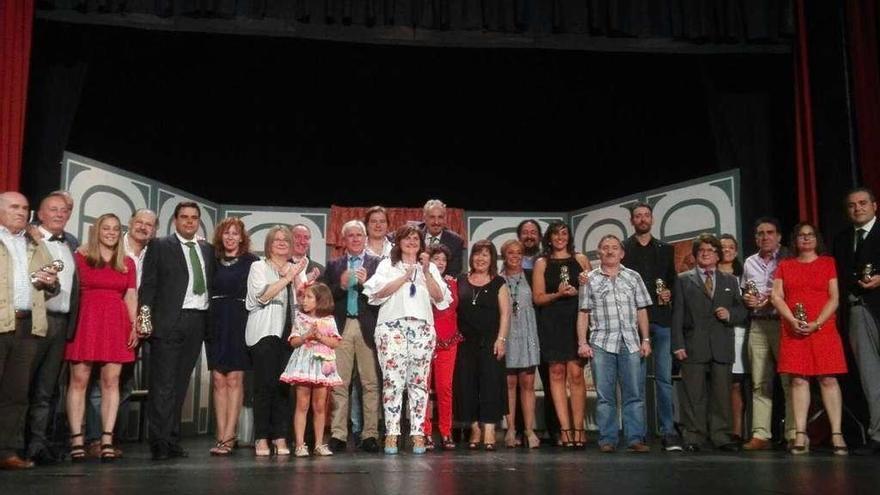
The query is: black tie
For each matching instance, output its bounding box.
[855,228,866,253]
[48,234,65,242]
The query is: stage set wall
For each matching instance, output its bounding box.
[61,151,740,438]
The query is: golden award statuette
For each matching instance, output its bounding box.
[745,280,760,298]
[793,303,808,327]
[136,305,153,337]
[655,279,667,305]
[30,259,65,285]
[559,265,570,286]
[863,263,875,283]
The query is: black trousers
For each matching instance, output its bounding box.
[0,318,41,458]
[26,313,68,455]
[148,310,206,447]
[454,340,508,424]
[249,336,291,440]
[679,360,734,446]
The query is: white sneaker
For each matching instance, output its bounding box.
[294,445,309,457]
[314,444,333,456]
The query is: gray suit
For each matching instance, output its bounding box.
[672,268,747,446]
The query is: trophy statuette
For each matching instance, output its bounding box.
[655,278,668,305]
[863,263,875,283]
[793,303,808,328]
[136,305,153,337]
[30,259,64,286]
[745,280,760,298]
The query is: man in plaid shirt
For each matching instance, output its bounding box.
[577,234,653,453]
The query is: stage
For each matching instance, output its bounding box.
[4,438,875,495]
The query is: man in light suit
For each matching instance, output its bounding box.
[672,233,747,452]
[321,220,381,453]
[24,191,79,465]
[420,199,465,276]
[139,202,215,460]
[834,187,880,455]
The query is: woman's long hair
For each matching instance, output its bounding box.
[540,221,575,258]
[83,213,128,272]
[389,225,425,265]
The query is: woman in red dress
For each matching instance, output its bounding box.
[65,213,138,462]
[771,222,848,455]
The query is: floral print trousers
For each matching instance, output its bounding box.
[375,317,436,436]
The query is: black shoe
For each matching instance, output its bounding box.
[684,443,701,452]
[28,447,59,466]
[359,437,380,453]
[718,442,742,452]
[352,432,362,448]
[168,444,189,458]
[151,444,170,461]
[662,435,683,452]
[854,439,880,456]
[328,438,347,453]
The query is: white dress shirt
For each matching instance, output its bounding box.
[362,258,451,326]
[123,232,148,289]
[0,226,32,310]
[176,232,209,310]
[39,226,75,313]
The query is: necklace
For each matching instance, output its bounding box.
[506,272,522,316]
[220,255,240,267]
[470,274,489,305]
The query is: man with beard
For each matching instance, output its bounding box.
[621,203,681,450]
[517,220,542,270]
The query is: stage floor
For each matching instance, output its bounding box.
[4,438,875,495]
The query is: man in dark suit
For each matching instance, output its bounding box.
[139,201,215,460]
[289,223,324,297]
[672,233,746,452]
[321,220,381,453]
[24,192,79,465]
[420,199,465,276]
[833,187,880,455]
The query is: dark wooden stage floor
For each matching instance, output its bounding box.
[3,438,875,495]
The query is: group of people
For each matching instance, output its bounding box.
[1,187,880,469]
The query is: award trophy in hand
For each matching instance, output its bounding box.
[793,303,808,330]
[863,263,875,283]
[655,279,667,306]
[136,305,153,338]
[30,259,64,286]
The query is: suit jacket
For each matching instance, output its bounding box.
[833,222,880,318]
[319,252,380,348]
[138,235,215,339]
[671,268,747,364]
[420,226,466,276]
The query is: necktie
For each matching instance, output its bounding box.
[704,270,714,297]
[430,235,440,246]
[185,241,206,295]
[48,234,65,242]
[347,256,360,316]
[855,228,866,253]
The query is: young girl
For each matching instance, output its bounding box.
[280,283,343,457]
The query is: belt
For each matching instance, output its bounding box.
[346,314,359,319]
[14,310,31,319]
[47,311,69,318]
[751,314,779,321]
[181,309,208,313]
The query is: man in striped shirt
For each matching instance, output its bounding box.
[577,234,653,453]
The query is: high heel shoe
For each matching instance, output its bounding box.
[100,432,117,463]
[574,429,587,449]
[831,433,849,456]
[273,439,290,456]
[254,439,271,457]
[790,431,810,455]
[560,429,575,448]
[524,430,540,449]
[412,435,427,455]
[384,435,398,455]
[69,433,86,463]
[504,429,518,448]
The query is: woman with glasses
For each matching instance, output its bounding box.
[770,222,848,455]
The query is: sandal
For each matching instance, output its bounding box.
[831,433,848,456]
[790,431,810,455]
[505,429,518,448]
[70,433,86,463]
[210,437,235,456]
[560,429,575,448]
[441,436,456,450]
[468,426,481,450]
[574,429,587,449]
[254,439,271,457]
[525,430,541,449]
[424,435,435,451]
[100,432,116,463]
[484,442,496,451]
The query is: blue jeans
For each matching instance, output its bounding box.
[650,324,675,436]
[591,343,647,447]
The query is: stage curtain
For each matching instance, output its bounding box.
[792,0,819,225]
[0,0,34,192]
[846,0,880,195]
[326,204,466,258]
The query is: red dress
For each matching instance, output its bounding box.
[65,252,136,363]
[775,256,847,376]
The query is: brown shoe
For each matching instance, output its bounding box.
[626,442,651,453]
[742,437,772,451]
[87,440,123,458]
[0,455,35,470]
[599,444,616,453]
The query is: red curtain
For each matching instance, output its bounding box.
[326,204,467,258]
[846,0,880,195]
[793,0,819,225]
[0,0,34,192]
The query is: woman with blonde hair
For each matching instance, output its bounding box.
[65,213,138,462]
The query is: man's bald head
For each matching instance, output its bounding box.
[0,192,30,233]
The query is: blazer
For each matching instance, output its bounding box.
[420,226,466,276]
[138,234,215,338]
[320,252,380,348]
[671,267,747,364]
[833,222,880,319]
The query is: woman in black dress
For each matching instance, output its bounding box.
[454,240,511,450]
[207,217,258,455]
[531,222,589,448]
